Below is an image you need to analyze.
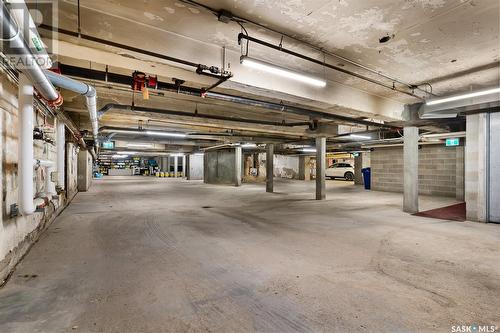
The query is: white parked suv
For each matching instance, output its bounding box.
[325,163,355,181]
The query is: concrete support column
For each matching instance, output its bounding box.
[203,152,208,184]
[77,150,92,192]
[315,137,326,200]
[299,156,311,181]
[456,146,465,201]
[185,155,191,180]
[234,146,242,187]
[174,156,178,178]
[163,157,169,172]
[403,126,419,213]
[354,154,363,185]
[465,113,488,222]
[182,155,186,178]
[266,144,274,193]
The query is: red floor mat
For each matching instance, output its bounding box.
[413,202,466,221]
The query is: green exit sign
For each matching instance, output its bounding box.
[445,138,460,147]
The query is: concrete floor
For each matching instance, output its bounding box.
[1,177,499,332]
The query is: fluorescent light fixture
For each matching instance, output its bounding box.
[116,151,137,155]
[112,154,129,159]
[145,131,187,138]
[240,56,327,87]
[302,148,317,153]
[426,87,500,106]
[194,153,204,156]
[127,143,152,148]
[349,134,371,140]
[241,143,257,148]
[170,153,185,157]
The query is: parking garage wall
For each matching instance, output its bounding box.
[188,154,204,180]
[0,73,78,284]
[371,145,464,198]
[273,155,300,179]
[204,149,238,184]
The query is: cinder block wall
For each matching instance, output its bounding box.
[371,145,464,198]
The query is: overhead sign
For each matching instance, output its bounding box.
[102,141,114,149]
[445,138,460,147]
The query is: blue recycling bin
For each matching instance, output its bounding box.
[361,167,371,190]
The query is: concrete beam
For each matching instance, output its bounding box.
[403,127,419,213]
[316,137,326,200]
[266,144,274,193]
[52,34,405,121]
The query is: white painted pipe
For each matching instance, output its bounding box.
[56,121,65,189]
[18,73,35,215]
[36,159,56,196]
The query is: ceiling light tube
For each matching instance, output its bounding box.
[426,87,500,106]
[241,143,257,148]
[302,148,317,153]
[240,56,327,87]
[116,151,137,155]
[349,134,371,140]
[127,143,153,148]
[145,131,187,138]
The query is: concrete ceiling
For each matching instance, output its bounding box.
[40,0,498,150]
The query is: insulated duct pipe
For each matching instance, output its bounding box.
[56,120,65,189]
[18,73,35,215]
[44,70,98,139]
[0,2,59,102]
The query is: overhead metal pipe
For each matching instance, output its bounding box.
[44,70,98,139]
[0,2,59,102]
[98,103,311,127]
